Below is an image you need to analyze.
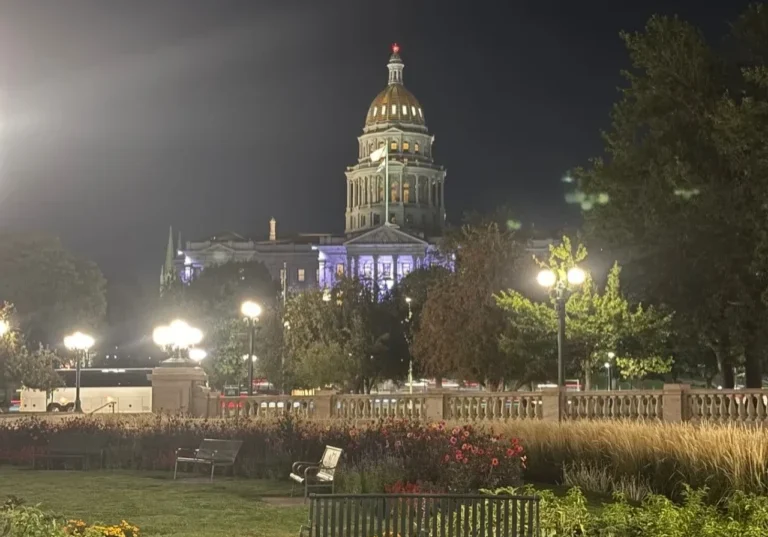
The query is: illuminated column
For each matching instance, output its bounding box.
[393,254,399,283]
[347,180,351,211]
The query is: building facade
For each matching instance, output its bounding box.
[162,46,551,293]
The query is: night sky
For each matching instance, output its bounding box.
[0,0,748,288]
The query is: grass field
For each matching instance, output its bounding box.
[0,466,307,537]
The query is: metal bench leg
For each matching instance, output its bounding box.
[173,459,179,480]
[210,463,215,482]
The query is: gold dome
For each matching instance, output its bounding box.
[364,45,426,129]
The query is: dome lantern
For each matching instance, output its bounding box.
[388,43,404,85]
[365,45,426,130]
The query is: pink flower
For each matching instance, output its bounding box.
[491,458,499,467]
[450,436,457,445]
[455,450,463,461]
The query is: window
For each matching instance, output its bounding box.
[414,142,420,153]
[402,105,408,115]
[403,141,410,152]
[418,108,423,118]
[381,105,386,116]
[391,181,399,203]
[316,269,320,283]
[373,213,381,225]
[364,264,372,277]
[403,182,410,203]
[297,269,305,282]
[402,263,411,275]
[336,264,345,276]
[361,215,366,226]
[390,213,396,224]
[391,104,397,114]
[382,263,391,277]
[411,106,416,115]
[390,141,398,151]
[373,107,377,117]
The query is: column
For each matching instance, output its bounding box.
[393,254,399,284]
[399,174,404,204]
[415,177,419,204]
[346,254,352,276]
[373,254,380,288]
[440,180,445,209]
[347,180,351,211]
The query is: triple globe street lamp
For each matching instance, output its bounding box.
[152,319,205,365]
[64,331,95,413]
[241,300,262,396]
[537,266,587,388]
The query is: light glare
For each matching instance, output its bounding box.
[567,267,586,285]
[241,300,262,319]
[536,269,556,288]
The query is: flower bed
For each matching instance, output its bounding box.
[0,416,525,489]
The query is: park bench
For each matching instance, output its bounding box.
[290,446,343,500]
[173,438,243,481]
[33,433,108,470]
[299,493,540,537]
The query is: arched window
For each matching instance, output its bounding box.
[378,177,384,202]
[391,104,397,115]
[381,105,386,116]
[373,107,378,117]
[411,106,416,116]
[418,108,423,118]
[403,141,410,152]
[402,105,408,115]
[414,142,420,153]
[390,140,398,151]
[403,182,411,203]
[391,181,399,203]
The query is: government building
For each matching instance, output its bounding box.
[162,45,549,292]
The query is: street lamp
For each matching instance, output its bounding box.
[64,331,95,413]
[605,351,615,391]
[189,348,207,362]
[537,266,587,387]
[405,297,414,394]
[152,319,203,365]
[241,300,262,396]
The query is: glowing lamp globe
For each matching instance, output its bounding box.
[536,269,557,288]
[189,348,207,362]
[567,267,586,285]
[241,300,262,319]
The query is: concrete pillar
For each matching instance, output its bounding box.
[151,366,208,415]
[346,180,350,211]
[662,384,690,423]
[415,176,419,204]
[541,387,565,422]
[424,393,446,421]
[373,254,380,295]
[393,254,399,284]
[440,180,445,209]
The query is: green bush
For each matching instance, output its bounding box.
[482,485,768,536]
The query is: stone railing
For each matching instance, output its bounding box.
[195,384,768,425]
[687,389,768,424]
[564,391,663,420]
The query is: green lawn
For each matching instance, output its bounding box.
[0,466,307,537]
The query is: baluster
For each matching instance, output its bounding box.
[746,394,756,423]
[730,394,740,422]
[716,394,725,422]
[759,395,768,424]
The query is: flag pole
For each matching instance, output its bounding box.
[384,142,389,225]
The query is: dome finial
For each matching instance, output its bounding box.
[387,44,404,85]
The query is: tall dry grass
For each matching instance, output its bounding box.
[487,420,768,502]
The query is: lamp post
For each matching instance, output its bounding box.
[152,319,204,365]
[605,351,615,391]
[241,300,262,396]
[537,266,586,388]
[64,331,95,413]
[405,296,414,395]
[283,320,291,395]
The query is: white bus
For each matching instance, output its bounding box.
[20,368,152,413]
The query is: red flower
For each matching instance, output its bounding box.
[461,443,468,451]
[455,450,463,461]
[491,458,499,467]
[478,449,485,456]
[452,427,461,436]
[450,436,457,445]
[506,448,514,457]
[462,430,470,438]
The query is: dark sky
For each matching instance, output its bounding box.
[0,0,748,288]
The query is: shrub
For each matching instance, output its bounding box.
[493,419,768,503]
[0,498,139,537]
[562,461,652,503]
[0,416,525,490]
[483,485,768,536]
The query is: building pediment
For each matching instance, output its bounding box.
[344,224,428,246]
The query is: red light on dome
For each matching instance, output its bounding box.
[392,43,400,54]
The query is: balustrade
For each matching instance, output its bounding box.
[564,391,662,420]
[218,396,315,419]
[334,395,426,420]
[445,393,542,421]
[687,390,768,424]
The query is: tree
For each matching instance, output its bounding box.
[0,304,62,394]
[0,233,107,345]
[283,278,403,393]
[156,260,279,389]
[576,12,768,387]
[413,221,527,389]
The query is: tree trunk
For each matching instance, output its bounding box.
[714,333,735,389]
[583,361,592,391]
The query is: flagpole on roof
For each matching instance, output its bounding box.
[384,142,389,225]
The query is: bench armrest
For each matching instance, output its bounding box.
[175,448,199,457]
[292,461,319,474]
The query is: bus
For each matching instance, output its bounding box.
[20,368,152,413]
